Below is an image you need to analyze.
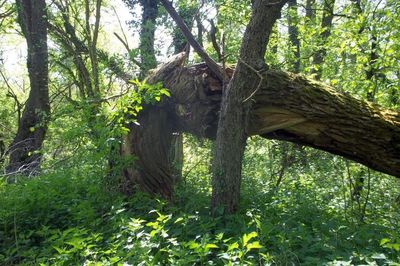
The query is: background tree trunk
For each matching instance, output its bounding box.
[139,0,158,76]
[305,0,316,20]
[172,2,197,53]
[288,0,300,73]
[6,0,49,177]
[312,0,335,80]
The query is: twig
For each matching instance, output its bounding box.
[114,32,130,53]
[266,0,288,7]
[239,59,264,102]
[0,69,22,122]
[86,91,130,104]
[112,5,130,50]
[113,32,143,68]
[0,2,14,19]
[209,19,222,62]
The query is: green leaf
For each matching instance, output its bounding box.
[150,230,157,237]
[110,257,120,263]
[52,246,65,254]
[174,217,184,224]
[380,238,390,245]
[146,221,159,229]
[243,231,258,246]
[227,242,239,251]
[216,233,224,240]
[66,238,84,250]
[371,253,386,260]
[391,244,400,251]
[188,241,200,249]
[160,89,171,97]
[246,241,263,251]
[205,243,219,249]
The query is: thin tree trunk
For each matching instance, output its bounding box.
[86,0,102,97]
[305,0,316,20]
[288,0,300,73]
[0,136,4,165]
[312,0,335,80]
[195,14,203,48]
[287,0,308,169]
[6,0,49,177]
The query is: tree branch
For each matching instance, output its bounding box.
[159,0,225,82]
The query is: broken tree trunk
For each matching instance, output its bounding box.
[120,55,400,198]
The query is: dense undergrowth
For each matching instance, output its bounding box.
[0,136,399,265]
[1,0,400,264]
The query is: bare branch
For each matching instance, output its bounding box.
[159,0,225,82]
[209,19,222,62]
[113,32,143,68]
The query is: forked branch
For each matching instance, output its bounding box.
[159,0,225,82]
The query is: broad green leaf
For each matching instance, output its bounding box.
[205,243,219,249]
[380,238,390,245]
[188,241,200,249]
[243,231,258,246]
[227,242,239,251]
[246,241,263,251]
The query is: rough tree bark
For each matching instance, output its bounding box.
[170,2,199,180]
[6,0,49,176]
[211,0,287,214]
[119,0,399,211]
[120,55,185,198]
[120,57,400,200]
[169,64,400,178]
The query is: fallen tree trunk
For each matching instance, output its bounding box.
[121,55,400,197]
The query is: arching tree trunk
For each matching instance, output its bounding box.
[119,0,399,212]
[6,0,49,177]
[120,58,400,200]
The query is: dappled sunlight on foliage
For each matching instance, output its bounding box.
[0,143,399,264]
[1,0,399,264]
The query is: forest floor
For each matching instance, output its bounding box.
[0,138,399,265]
